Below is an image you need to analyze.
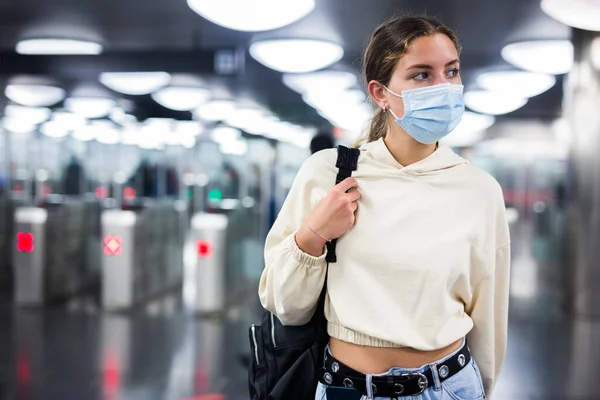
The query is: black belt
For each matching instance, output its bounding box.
[318,341,471,398]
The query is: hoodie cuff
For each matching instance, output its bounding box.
[286,233,328,268]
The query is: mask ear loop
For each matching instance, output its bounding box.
[383,85,403,98]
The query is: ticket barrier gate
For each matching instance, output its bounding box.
[0,198,22,291]
[101,202,184,311]
[12,199,100,306]
[191,213,228,314]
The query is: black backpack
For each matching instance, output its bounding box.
[248,145,360,400]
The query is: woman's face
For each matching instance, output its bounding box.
[372,33,461,117]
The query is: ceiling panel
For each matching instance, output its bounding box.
[0,0,572,125]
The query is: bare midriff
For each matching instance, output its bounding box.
[329,337,464,374]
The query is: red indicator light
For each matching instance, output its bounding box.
[123,187,136,200]
[16,232,35,253]
[95,186,108,199]
[17,353,30,384]
[103,349,120,391]
[196,240,213,258]
[104,236,122,256]
[41,184,52,196]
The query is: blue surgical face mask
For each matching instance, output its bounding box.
[383,83,465,145]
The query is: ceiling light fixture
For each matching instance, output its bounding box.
[187,0,315,32]
[211,126,241,144]
[1,117,36,134]
[225,107,266,130]
[591,37,600,69]
[196,100,236,121]
[65,97,116,119]
[4,105,51,125]
[220,139,248,156]
[16,38,103,55]
[41,120,70,138]
[476,71,557,98]
[442,111,496,147]
[541,0,600,32]
[464,90,528,115]
[151,86,211,111]
[501,40,574,75]
[99,72,171,95]
[5,84,66,107]
[250,39,344,73]
[283,70,358,94]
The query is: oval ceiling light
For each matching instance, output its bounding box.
[175,121,204,136]
[5,84,66,107]
[96,126,122,145]
[283,70,358,94]
[211,126,241,144]
[65,97,116,119]
[99,72,171,95]
[225,107,267,130]
[250,39,344,73]
[591,36,600,69]
[220,139,248,156]
[196,100,236,121]
[501,40,573,75]
[187,0,315,32]
[541,0,600,32]
[5,105,51,125]
[16,38,102,55]
[443,111,496,147]
[16,38,103,55]
[41,120,71,138]
[181,135,197,149]
[476,71,557,98]
[72,124,97,142]
[122,124,141,146]
[465,90,528,115]
[151,86,211,111]
[52,111,87,131]
[2,117,36,134]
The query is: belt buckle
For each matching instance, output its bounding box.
[400,372,428,395]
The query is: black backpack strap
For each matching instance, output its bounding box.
[325,145,360,263]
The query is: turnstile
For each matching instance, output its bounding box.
[191,213,228,314]
[12,200,101,306]
[13,207,47,305]
[101,202,184,311]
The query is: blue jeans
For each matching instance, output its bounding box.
[315,338,486,400]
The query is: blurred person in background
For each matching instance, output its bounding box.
[310,131,335,155]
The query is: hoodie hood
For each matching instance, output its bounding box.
[360,137,468,175]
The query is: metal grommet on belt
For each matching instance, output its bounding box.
[458,354,466,367]
[343,378,354,388]
[324,372,333,385]
[394,383,405,395]
[439,365,450,379]
[332,362,340,373]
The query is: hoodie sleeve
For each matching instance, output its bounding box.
[258,150,335,325]
[466,244,510,398]
[466,186,511,398]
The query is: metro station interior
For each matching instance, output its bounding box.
[1,0,600,399]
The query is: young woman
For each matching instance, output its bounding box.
[259,14,510,400]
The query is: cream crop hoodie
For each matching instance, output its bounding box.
[259,137,511,396]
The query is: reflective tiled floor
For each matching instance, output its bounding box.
[1,220,600,399]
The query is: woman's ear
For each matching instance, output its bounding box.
[368,80,388,111]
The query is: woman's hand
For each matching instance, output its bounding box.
[295,177,361,256]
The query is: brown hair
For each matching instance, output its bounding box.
[357,14,461,145]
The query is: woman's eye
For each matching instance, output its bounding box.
[447,68,460,78]
[413,72,429,80]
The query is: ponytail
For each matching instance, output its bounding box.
[352,107,388,148]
